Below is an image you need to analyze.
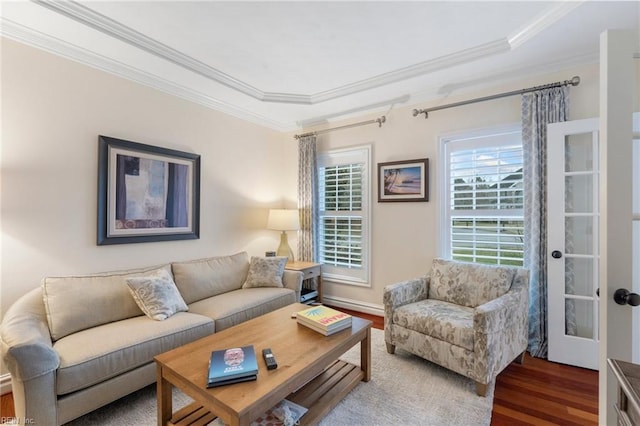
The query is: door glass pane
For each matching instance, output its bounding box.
[565,257,594,296]
[565,175,593,213]
[565,298,594,338]
[565,133,593,172]
[565,216,594,255]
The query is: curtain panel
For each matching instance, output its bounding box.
[297,135,318,263]
[522,86,569,358]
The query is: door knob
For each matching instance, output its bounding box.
[613,288,640,306]
[551,250,563,259]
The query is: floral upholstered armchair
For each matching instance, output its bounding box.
[383,258,529,396]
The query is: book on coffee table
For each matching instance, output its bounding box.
[207,345,258,388]
[296,305,352,336]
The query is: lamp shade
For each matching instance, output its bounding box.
[267,209,300,231]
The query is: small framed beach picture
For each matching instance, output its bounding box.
[378,158,429,202]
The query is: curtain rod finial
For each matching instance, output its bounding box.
[412,109,428,119]
[570,76,580,86]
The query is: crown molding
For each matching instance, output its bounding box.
[32,0,516,106]
[33,0,265,101]
[508,1,584,49]
[0,18,293,132]
[310,39,510,104]
[407,51,598,110]
[296,94,410,128]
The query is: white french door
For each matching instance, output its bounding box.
[547,118,600,370]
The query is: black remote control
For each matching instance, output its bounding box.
[262,348,277,370]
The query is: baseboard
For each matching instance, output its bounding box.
[322,295,384,317]
[0,373,12,395]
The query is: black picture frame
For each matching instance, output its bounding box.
[97,135,200,245]
[378,158,429,202]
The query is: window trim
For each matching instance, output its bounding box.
[438,123,523,261]
[317,144,372,287]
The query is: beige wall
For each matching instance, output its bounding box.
[0,38,297,322]
[0,35,605,319]
[0,37,606,328]
[300,63,602,313]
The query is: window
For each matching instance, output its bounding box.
[439,126,524,266]
[318,145,371,285]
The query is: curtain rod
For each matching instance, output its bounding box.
[412,76,580,119]
[294,116,386,140]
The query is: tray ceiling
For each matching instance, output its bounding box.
[1,1,638,130]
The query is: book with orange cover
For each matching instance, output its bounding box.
[296,305,352,335]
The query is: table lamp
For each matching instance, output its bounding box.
[267,209,300,261]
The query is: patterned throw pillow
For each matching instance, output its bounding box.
[242,256,287,289]
[126,269,188,320]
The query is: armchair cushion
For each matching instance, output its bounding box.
[392,299,474,351]
[429,258,515,308]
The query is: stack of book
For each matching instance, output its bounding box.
[296,305,352,336]
[207,345,258,388]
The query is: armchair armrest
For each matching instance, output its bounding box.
[472,268,530,382]
[383,276,429,318]
[282,270,303,302]
[474,269,529,335]
[0,288,59,381]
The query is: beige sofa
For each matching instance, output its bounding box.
[0,252,303,425]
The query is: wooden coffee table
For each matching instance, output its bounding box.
[154,303,372,426]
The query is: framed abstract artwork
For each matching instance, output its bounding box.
[97,135,200,245]
[378,158,429,202]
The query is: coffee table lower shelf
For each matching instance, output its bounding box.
[168,360,363,426]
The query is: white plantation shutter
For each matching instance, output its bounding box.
[318,146,370,285]
[441,128,524,266]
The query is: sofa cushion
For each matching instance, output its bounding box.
[242,256,287,289]
[126,269,188,321]
[42,264,172,341]
[392,299,475,351]
[53,312,214,395]
[188,287,296,331]
[171,252,250,304]
[429,258,515,308]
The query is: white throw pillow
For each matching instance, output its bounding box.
[127,269,188,320]
[242,256,287,289]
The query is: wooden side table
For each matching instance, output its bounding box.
[285,261,322,303]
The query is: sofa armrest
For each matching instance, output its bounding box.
[1,287,60,425]
[283,270,303,301]
[383,276,429,318]
[0,287,59,381]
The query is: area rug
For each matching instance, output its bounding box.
[67,328,494,425]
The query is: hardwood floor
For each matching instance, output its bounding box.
[1,391,14,419]
[338,307,599,426]
[0,308,598,425]
[492,354,598,425]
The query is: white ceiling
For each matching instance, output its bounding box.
[2,1,639,131]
